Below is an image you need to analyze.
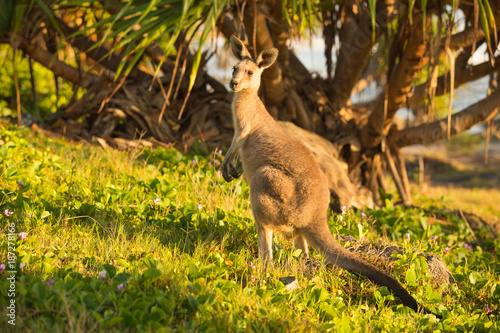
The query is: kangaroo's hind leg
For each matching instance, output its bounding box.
[293,234,309,258]
[255,222,274,262]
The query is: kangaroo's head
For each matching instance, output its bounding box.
[229,36,278,92]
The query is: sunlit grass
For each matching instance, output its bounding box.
[421,185,500,228]
[0,121,499,331]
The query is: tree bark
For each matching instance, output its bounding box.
[408,56,500,105]
[243,0,287,105]
[394,88,500,147]
[363,12,430,149]
[18,40,96,87]
[330,0,375,111]
[56,20,142,79]
[448,27,485,50]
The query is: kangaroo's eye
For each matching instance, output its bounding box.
[247,70,253,77]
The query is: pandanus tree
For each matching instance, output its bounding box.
[1,0,499,208]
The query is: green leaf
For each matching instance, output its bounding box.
[188,1,222,92]
[367,0,376,41]
[421,0,427,36]
[40,211,51,219]
[477,0,490,44]
[482,0,496,29]
[405,266,417,286]
[408,0,416,25]
[103,263,117,279]
[142,266,161,281]
[103,316,123,328]
[34,0,65,42]
[469,271,481,285]
[100,1,133,45]
[0,0,14,34]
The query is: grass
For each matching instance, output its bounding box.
[417,184,500,229]
[0,121,499,332]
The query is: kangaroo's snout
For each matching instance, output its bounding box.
[229,79,238,91]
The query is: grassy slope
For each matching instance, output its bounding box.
[0,121,499,332]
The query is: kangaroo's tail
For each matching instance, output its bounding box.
[301,223,441,318]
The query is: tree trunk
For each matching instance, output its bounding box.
[363,12,431,149]
[243,0,287,105]
[394,88,500,147]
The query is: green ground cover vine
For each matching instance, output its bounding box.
[0,121,499,332]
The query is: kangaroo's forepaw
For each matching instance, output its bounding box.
[221,167,234,182]
[229,163,242,179]
[220,158,234,182]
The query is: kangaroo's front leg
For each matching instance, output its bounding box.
[221,135,245,182]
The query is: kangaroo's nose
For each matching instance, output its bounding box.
[230,80,238,90]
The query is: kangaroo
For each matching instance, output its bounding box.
[221,35,440,317]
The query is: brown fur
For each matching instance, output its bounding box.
[221,36,440,317]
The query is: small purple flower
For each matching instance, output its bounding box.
[214,160,220,166]
[361,212,367,218]
[463,243,473,251]
[217,150,223,156]
[432,236,438,241]
[485,306,493,314]
[405,233,411,240]
[17,232,28,240]
[117,283,125,291]
[47,279,55,285]
[3,209,13,217]
[19,262,25,269]
[152,198,160,205]
[99,270,107,280]
[27,213,34,219]
[0,263,5,272]
[338,215,343,222]
[197,204,203,210]
[250,265,256,269]
[18,181,24,189]
[443,247,449,253]
[208,162,212,167]
[340,206,347,214]
[192,159,197,165]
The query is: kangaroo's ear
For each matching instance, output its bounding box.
[230,36,251,61]
[256,48,278,69]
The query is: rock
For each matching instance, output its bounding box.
[337,235,455,284]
